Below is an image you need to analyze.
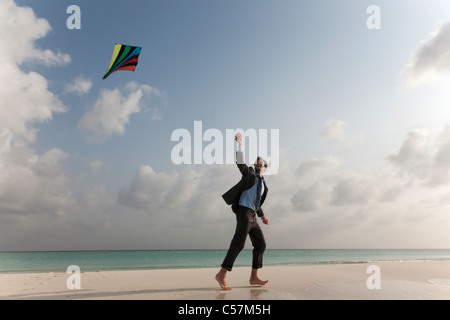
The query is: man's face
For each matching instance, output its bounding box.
[254,158,267,174]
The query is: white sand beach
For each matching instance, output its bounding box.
[1,261,450,300]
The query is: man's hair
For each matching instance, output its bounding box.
[255,156,268,168]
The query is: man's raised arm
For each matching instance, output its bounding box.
[235,133,250,176]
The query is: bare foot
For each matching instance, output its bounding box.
[249,277,268,286]
[215,273,232,290]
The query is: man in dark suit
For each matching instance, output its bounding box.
[215,133,269,291]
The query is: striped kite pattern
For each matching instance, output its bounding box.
[103,44,142,79]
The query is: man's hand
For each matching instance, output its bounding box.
[261,216,269,225]
[235,133,242,148]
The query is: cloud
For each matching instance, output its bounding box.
[387,124,450,187]
[319,119,348,142]
[402,21,450,86]
[289,122,450,227]
[329,173,376,206]
[387,129,431,178]
[0,0,70,143]
[114,164,241,249]
[118,164,232,217]
[77,82,162,143]
[319,119,364,148]
[292,123,450,216]
[0,142,74,218]
[65,76,93,95]
[0,62,67,143]
[290,156,338,212]
[0,0,70,66]
[0,0,75,223]
[0,0,110,252]
[118,165,180,212]
[296,156,338,178]
[90,160,105,174]
[291,182,331,212]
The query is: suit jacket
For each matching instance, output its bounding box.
[222,153,268,217]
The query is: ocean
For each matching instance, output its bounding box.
[1,249,450,273]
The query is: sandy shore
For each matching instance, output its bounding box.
[1,261,450,300]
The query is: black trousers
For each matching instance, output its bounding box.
[221,206,266,271]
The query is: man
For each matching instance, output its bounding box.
[215,133,269,291]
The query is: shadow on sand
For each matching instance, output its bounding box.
[3,286,269,300]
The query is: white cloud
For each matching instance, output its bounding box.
[0,62,67,143]
[65,76,93,95]
[388,124,450,187]
[290,156,338,212]
[75,186,114,213]
[291,182,331,212]
[329,173,376,206]
[90,160,105,174]
[114,164,240,249]
[402,21,450,86]
[319,119,364,148]
[0,0,70,143]
[0,129,13,156]
[77,82,162,143]
[118,165,232,217]
[296,156,339,178]
[0,143,73,218]
[319,119,348,142]
[118,165,180,212]
[283,121,450,247]
[0,0,70,66]
[0,1,75,223]
[292,123,450,216]
[387,129,431,180]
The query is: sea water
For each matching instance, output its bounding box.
[1,249,450,273]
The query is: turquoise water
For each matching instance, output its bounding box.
[1,249,450,273]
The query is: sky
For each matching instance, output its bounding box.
[2,0,450,250]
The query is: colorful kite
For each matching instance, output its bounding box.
[103,44,142,79]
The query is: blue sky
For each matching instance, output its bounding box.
[3,0,450,250]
